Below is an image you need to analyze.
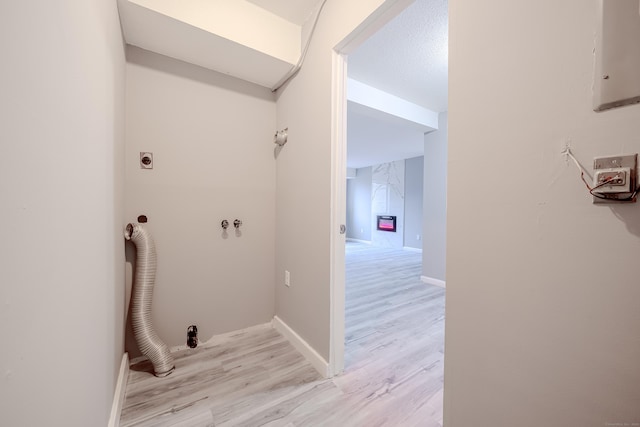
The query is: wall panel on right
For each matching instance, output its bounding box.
[445,0,640,425]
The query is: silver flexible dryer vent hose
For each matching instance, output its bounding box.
[125,223,174,377]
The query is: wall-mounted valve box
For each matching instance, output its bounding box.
[592,154,637,203]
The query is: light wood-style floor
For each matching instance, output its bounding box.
[120,242,445,427]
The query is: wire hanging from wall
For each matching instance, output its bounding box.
[563,147,640,201]
[271,0,328,92]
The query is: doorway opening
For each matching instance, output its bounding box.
[330,0,448,424]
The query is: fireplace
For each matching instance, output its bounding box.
[376,215,397,232]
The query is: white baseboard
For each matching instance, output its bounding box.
[403,246,423,253]
[272,316,329,378]
[108,353,129,427]
[421,276,446,288]
[346,238,371,244]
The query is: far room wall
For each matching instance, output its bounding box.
[345,156,424,250]
[404,156,424,249]
[346,166,372,241]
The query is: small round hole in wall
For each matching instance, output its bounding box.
[140,152,153,169]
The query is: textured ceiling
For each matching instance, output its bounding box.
[346,0,448,168]
[349,0,448,112]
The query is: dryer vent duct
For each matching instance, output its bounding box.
[125,223,174,377]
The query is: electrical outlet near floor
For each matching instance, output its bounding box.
[285,270,290,287]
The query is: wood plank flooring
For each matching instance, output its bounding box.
[120,242,445,426]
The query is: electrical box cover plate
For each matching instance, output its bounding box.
[592,154,637,203]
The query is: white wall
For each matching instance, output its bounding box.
[423,113,447,281]
[0,1,125,426]
[125,47,276,351]
[404,156,424,249]
[446,1,640,425]
[346,167,373,241]
[275,0,411,360]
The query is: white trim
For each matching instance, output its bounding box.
[328,49,347,377]
[346,238,371,244]
[108,353,129,427]
[329,0,416,382]
[272,316,329,378]
[403,246,423,253]
[421,276,446,288]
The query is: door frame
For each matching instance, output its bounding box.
[328,0,416,377]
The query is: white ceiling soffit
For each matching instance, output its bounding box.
[348,0,448,112]
[346,77,437,169]
[117,0,303,88]
[244,0,323,25]
[348,78,438,132]
[347,102,427,169]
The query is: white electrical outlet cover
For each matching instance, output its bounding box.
[593,167,632,193]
